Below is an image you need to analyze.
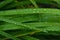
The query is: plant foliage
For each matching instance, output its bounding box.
[0,0,60,40]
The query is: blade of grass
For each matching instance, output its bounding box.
[0,8,60,15]
[0,16,60,31]
[0,0,13,8]
[0,31,20,40]
[1,0,56,9]
[29,0,38,8]
[0,14,39,23]
[52,0,60,8]
[0,16,40,30]
[0,22,27,30]
[53,0,60,4]
[2,0,18,9]
[20,36,40,40]
[4,1,31,9]
[3,30,40,40]
[1,13,60,30]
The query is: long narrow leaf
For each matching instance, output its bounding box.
[0,8,60,15]
[0,0,13,8]
[0,31,20,40]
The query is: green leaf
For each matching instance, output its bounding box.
[0,8,60,15]
[20,36,40,40]
[0,31,20,40]
[0,0,13,8]
[0,22,26,30]
[29,0,38,8]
